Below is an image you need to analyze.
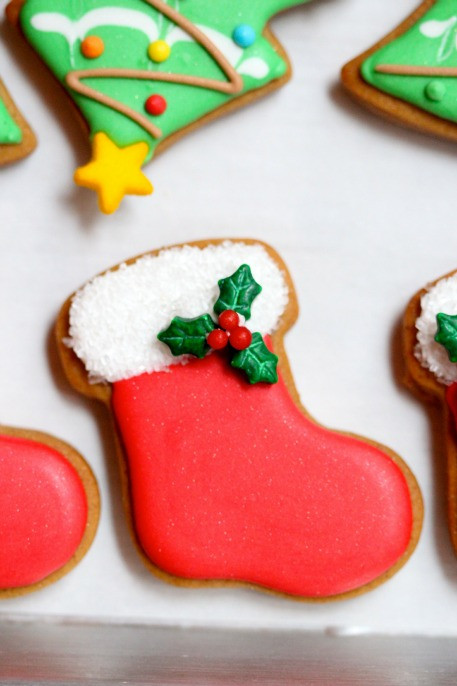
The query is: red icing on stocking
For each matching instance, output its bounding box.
[0,434,88,589]
[112,339,413,598]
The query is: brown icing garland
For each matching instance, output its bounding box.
[376,64,457,77]
[65,0,244,140]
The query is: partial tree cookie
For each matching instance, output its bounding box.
[0,78,36,165]
[403,267,457,554]
[8,0,309,213]
[0,425,99,597]
[342,1,457,144]
[56,239,423,601]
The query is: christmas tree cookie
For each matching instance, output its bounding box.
[342,1,457,144]
[8,0,309,213]
[404,267,457,555]
[57,239,423,600]
[0,425,99,597]
[0,78,36,165]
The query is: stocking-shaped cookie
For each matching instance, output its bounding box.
[8,0,309,213]
[342,0,457,145]
[0,425,99,597]
[57,240,422,600]
[0,78,36,165]
[404,268,457,554]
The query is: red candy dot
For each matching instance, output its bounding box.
[218,309,239,331]
[145,94,167,116]
[207,329,229,350]
[229,326,252,351]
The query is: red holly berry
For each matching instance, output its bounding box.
[229,326,252,350]
[207,329,229,350]
[218,309,239,331]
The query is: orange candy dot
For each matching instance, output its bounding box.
[81,36,105,59]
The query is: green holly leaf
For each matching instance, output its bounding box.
[231,332,278,384]
[158,314,215,358]
[214,264,262,320]
[435,313,457,362]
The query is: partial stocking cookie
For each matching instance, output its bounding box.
[0,425,99,597]
[404,267,457,554]
[0,78,36,165]
[56,239,423,600]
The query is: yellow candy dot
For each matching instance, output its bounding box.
[148,40,171,63]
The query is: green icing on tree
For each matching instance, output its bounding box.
[158,314,215,358]
[231,332,278,384]
[435,312,457,362]
[20,0,310,163]
[0,96,22,145]
[362,0,457,126]
[214,264,261,320]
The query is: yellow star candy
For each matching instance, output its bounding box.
[74,132,153,214]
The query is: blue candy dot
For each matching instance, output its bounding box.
[232,24,256,49]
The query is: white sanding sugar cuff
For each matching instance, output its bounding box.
[67,242,289,383]
[415,273,457,386]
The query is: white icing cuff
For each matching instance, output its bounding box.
[415,273,457,386]
[68,242,289,383]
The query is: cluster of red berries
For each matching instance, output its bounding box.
[207,310,252,351]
